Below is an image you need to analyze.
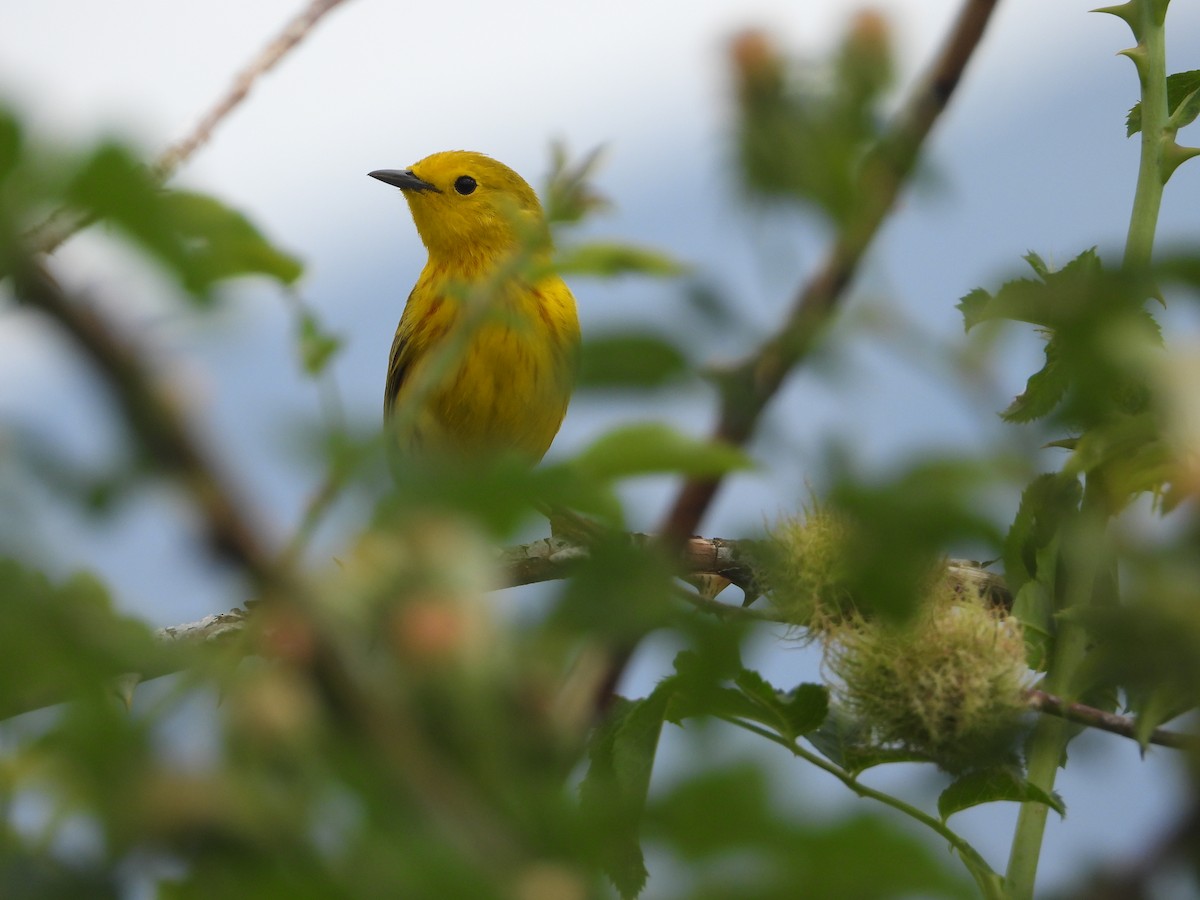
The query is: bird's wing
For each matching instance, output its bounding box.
[383,291,417,418]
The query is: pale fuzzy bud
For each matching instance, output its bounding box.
[825,572,1030,772]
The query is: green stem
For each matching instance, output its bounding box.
[725,717,1005,899]
[1122,0,1170,270]
[1004,494,1109,899]
[1003,627,1088,898]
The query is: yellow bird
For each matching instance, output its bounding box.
[370,151,579,462]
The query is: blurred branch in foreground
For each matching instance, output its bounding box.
[5,538,1195,757]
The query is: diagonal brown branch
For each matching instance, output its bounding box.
[153,0,352,181]
[1026,689,1199,751]
[9,259,279,586]
[660,0,1002,548]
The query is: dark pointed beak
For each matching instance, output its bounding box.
[368,169,441,193]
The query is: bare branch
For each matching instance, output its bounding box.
[1026,689,1198,752]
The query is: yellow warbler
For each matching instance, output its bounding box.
[370,151,579,462]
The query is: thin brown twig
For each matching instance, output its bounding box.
[1026,688,1198,751]
[28,0,353,254]
[155,0,352,180]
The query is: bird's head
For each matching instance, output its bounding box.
[370,151,549,265]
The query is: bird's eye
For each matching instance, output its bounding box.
[453,175,477,195]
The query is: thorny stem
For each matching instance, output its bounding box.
[1120,0,1170,270]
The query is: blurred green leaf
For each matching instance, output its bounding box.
[542,142,608,225]
[551,531,676,638]
[1003,472,1081,595]
[1076,594,1200,736]
[779,683,831,738]
[731,670,829,741]
[296,309,343,376]
[580,690,671,899]
[160,190,303,290]
[806,707,932,775]
[732,20,892,224]
[0,107,20,187]
[960,249,1161,431]
[1011,580,1054,671]
[574,423,752,481]
[938,767,1065,820]
[1127,69,1200,135]
[0,833,120,899]
[829,458,1005,621]
[0,558,162,719]
[556,242,686,278]
[577,332,689,390]
[67,143,188,280]
[649,765,971,899]
[66,144,300,299]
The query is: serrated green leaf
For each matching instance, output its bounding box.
[1003,472,1081,594]
[957,278,1046,330]
[556,242,686,278]
[728,671,829,741]
[938,767,1065,820]
[732,669,793,735]
[1128,69,1200,135]
[956,286,992,332]
[1127,687,1183,751]
[574,423,752,481]
[1167,86,1200,131]
[1065,411,1172,501]
[1001,335,1069,423]
[580,688,671,899]
[577,332,689,390]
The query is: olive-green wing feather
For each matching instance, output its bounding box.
[384,289,418,419]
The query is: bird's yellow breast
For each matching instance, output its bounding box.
[387,266,579,461]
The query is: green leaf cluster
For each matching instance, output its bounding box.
[0,105,301,301]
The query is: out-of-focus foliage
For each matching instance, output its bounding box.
[4,2,1200,898]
